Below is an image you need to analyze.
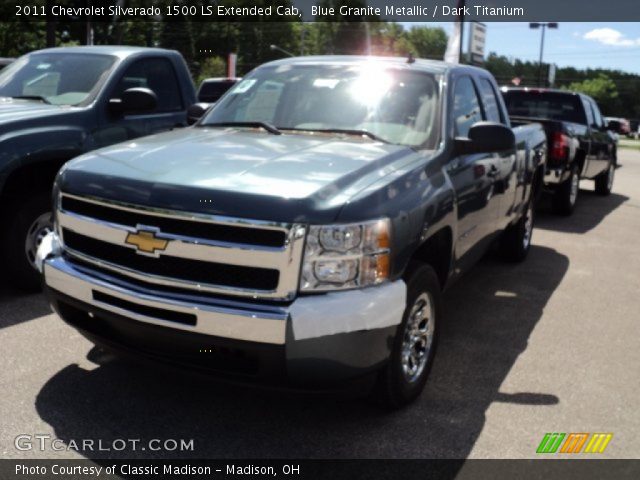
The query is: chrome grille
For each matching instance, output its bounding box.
[56,193,306,300]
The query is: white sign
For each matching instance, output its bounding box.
[468,22,486,60]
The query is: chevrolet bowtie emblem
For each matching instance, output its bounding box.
[125,230,169,255]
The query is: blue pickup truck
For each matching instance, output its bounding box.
[0,46,197,289]
[38,56,546,407]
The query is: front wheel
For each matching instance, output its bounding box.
[595,161,615,196]
[373,262,442,409]
[1,194,53,291]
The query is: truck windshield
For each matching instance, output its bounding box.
[502,90,587,124]
[201,63,441,148]
[0,53,116,106]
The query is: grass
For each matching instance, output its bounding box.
[618,138,640,151]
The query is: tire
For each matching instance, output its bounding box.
[500,198,534,263]
[552,164,579,216]
[500,199,536,262]
[595,160,615,196]
[1,194,53,291]
[373,262,442,409]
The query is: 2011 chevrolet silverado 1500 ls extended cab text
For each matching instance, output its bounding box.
[501,87,617,215]
[0,46,197,289]
[38,56,546,407]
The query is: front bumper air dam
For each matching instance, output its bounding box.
[42,253,406,386]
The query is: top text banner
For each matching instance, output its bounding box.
[7,0,640,22]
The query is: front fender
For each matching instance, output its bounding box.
[0,126,86,192]
[337,153,457,281]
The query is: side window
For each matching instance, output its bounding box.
[114,58,182,112]
[452,76,483,137]
[477,78,503,123]
[581,97,595,127]
[589,99,604,128]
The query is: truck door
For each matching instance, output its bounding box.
[586,98,613,177]
[447,75,501,268]
[475,76,518,230]
[94,57,187,148]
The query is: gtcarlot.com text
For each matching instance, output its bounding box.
[14,434,194,452]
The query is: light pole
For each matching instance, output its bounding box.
[529,22,558,87]
[270,44,295,58]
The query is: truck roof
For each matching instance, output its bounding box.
[29,45,178,60]
[501,86,582,97]
[259,55,489,75]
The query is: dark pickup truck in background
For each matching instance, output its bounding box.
[38,56,546,408]
[502,87,617,215]
[0,46,197,289]
[197,77,241,103]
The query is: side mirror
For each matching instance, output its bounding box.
[187,102,212,125]
[109,87,157,115]
[454,121,515,155]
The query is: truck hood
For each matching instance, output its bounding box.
[59,127,423,223]
[0,98,69,126]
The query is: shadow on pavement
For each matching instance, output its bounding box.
[0,279,51,329]
[34,246,568,460]
[536,190,628,234]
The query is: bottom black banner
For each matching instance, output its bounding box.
[1,459,640,480]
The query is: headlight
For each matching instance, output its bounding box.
[300,219,391,292]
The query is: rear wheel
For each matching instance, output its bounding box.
[1,194,53,291]
[374,262,442,409]
[552,164,579,216]
[595,160,615,196]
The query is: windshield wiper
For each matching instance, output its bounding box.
[11,95,51,104]
[205,121,281,135]
[280,127,388,143]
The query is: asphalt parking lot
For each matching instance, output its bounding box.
[1,149,639,460]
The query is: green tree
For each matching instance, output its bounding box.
[567,74,619,106]
[196,56,227,84]
[404,26,448,59]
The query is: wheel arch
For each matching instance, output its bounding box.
[408,226,453,290]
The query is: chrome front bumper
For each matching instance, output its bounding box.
[44,256,289,344]
[41,232,406,346]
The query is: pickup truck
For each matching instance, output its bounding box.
[38,56,546,407]
[197,77,241,103]
[501,87,617,215]
[0,46,197,289]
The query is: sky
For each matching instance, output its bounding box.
[407,22,640,75]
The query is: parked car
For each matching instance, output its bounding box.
[0,46,197,289]
[627,118,639,139]
[38,56,546,408]
[502,88,617,215]
[0,57,15,70]
[197,77,241,103]
[605,116,631,137]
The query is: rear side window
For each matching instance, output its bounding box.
[589,98,604,128]
[477,78,503,123]
[581,97,595,127]
[452,76,482,137]
[114,58,183,112]
[503,91,587,124]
